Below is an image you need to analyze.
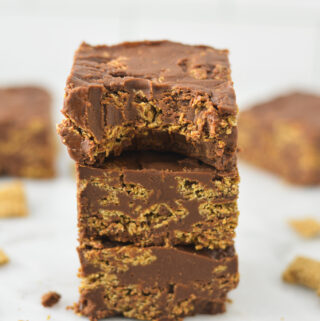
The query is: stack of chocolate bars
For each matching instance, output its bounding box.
[58,41,240,321]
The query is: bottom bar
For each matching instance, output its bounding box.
[76,244,238,321]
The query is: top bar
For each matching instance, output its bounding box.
[58,41,238,170]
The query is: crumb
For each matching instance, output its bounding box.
[0,181,28,218]
[289,217,320,238]
[283,256,320,296]
[47,315,51,320]
[0,249,9,265]
[41,291,61,307]
[66,303,76,311]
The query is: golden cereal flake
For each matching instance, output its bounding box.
[283,256,320,296]
[288,217,320,238]
[0,181,28,218]
[0,249,9,265]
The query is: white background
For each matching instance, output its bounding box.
[0,1,320,321]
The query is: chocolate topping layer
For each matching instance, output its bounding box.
[67,41,236,112]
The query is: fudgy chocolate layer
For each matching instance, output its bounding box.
[77,287,227,321]
[0,86,56,178]
[77,152,239,249]
[239,92,320,185]
[58,40,238,170]
[77,244,238,321]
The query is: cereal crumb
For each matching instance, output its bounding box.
[0,181,28,218]
[289,217,320,238]
[66,303,76,311]
[0,249,9,265]
[283,256,320,296]
[41,291,61,307]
